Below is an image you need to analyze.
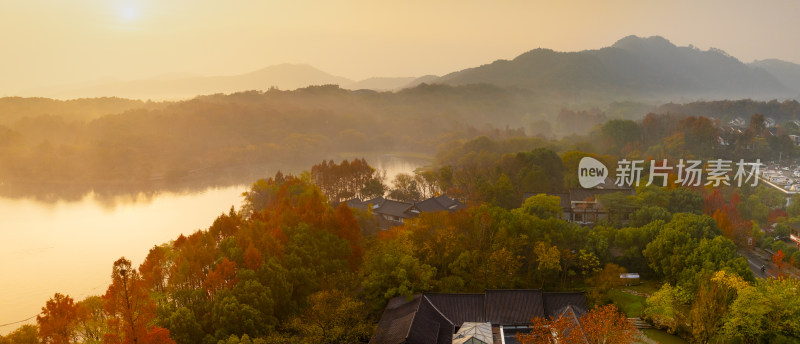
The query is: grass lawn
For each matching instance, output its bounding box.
[624,279,662,296]
[639,329,689,344]
[608,289,646,317]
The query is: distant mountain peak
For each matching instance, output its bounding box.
[431,34,792,100]
[612,35,676,51]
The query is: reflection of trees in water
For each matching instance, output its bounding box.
[0,163,296,207]
[0,156,427,207]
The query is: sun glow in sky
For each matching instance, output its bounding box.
[118,3,138,22]
[0,0,799,96]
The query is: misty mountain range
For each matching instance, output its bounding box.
[30,35,800,101]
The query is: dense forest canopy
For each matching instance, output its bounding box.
[4,150,799,343]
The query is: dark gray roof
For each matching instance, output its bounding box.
[408,297,453,344]
[542,292,588,318]
[365,196,386,207]
[345,198,368,211]
[485,289,544,325]
[369,295,422,344]
[409,195,466,213]
[413,197,449,212]
[423,293,485,325]
[434,195,466,211]
[370,290,588,344]
[344,196,386,212]
[375,199,414,218]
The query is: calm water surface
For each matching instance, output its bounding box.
[0,156,424,334]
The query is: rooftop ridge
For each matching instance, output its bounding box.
[423,294,456,326]
[402,295,424,340]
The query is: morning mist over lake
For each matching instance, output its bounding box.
[2,1,800,343]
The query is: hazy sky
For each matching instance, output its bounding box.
[1,0,799,95]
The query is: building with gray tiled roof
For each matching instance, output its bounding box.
[369,290,588,344]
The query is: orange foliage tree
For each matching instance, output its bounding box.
[517,304,636,344]
[203,257,237,298]
[580,304,637,344]
[37,293,80,344]
[103,257,175,344]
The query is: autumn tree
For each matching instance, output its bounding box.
[721,277,800,342]
[580,304,637,344]
[310,158,385,203]
[76,296,107,344]
[286,290,372,343]
[103,257,174,344]
[138,245,170,293]
[360,228,436,311]
[587,263,626,305]
[0,325,40,344]
[533,242,560,288]
[36,293,80,344]
[203,258,237,299]
[518,194,562,219]
[690,271,748,344]
[387,173,421,202]
[642,283,682,333]
[772,250,786,277]
[517,304,636,344]
[515,313,577,344]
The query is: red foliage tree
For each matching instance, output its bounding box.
[138,246,168,292]
[703,189,725,215]
[334,203,364,269]
[103,257,173,344]
[772,250,787,277]
[203,258,237,298]
[243,242,263,270]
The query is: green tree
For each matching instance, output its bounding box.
[628,206,671,228]
[532,242,560,288]
[518,194,562,219]
[489,173,516,209]
[722,277,800,342]
[387,173,421,202]
[164,308,203,344]
[360,230,436,312]
[286,290,372,344]
[0,325,40,344]
[600,119,641,154]
[577,250,601,284]
[587,263,626,305]
[787,194,800,217]
[690,271,748,344]
[211,293,262,340]
[76,296,107,344]
[667,187,703,214]
[643,213,721,285]
[643,283,682,333]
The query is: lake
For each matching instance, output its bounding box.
[0,155,426,334]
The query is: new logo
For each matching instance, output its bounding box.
[578,157,608,188]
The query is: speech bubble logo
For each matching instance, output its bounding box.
[578,157,608,188]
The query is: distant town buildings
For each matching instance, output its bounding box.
[524,178,636,225]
